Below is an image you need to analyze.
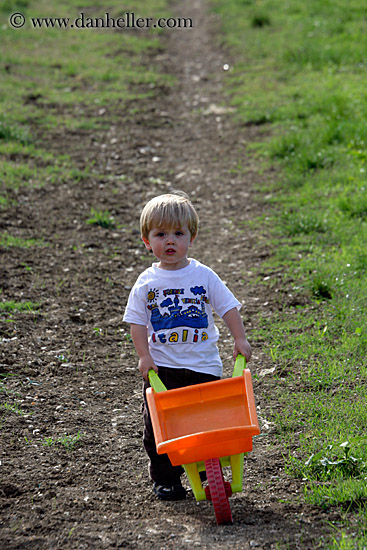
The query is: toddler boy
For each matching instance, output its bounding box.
[123,192,252,500]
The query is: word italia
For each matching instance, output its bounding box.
[151,329,208,344]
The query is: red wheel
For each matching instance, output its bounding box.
[204,458,233,524]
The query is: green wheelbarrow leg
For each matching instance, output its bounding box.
[183,462,206,501]
[229,453,245,493]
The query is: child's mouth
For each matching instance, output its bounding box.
[165,249,176,255]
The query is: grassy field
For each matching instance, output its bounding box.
[210,0,367,546]
[0,0,172,210]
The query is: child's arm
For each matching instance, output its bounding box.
[222,307,252,363]
[130,323,158,380]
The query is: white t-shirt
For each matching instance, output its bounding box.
[123,259,241,377]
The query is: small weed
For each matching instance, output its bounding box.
[42,437,56,447]
[251,12,271,28]
[339,194,367,220]
[311,276,333,300]
[270,347,278,362]
[0,117,31,145]
[300,438,367,481]
[283,212,328,236]
[0,402,25,416]
[0,301,41,313]
[0,232,47,249]
[41,432,83,451]
[86,208,115,229]
[58,432,83,451]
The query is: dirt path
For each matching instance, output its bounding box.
[1,1,336,548]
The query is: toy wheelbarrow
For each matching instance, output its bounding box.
[146,354,260,524]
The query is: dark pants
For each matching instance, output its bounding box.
[143,366,220,485]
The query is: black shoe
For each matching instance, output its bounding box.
[153,482,187,501]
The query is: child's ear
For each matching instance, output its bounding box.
[142,236,151,250]
[189,234,196,248]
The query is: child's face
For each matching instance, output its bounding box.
[142,223,195,270]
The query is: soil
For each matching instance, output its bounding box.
[1,1,340,548]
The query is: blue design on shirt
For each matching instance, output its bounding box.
[149,287,209,331]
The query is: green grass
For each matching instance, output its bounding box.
[0,157,89,191]
[87,208,116,229]
[0,401,26,415]
[1,0,172,118]
[0,301,41,312]
[0,116,31,144]
[211,0,367,545]
[0,0,173,200]
[0,232,47,248]
[42,431,83,451]
[0,139,92,204]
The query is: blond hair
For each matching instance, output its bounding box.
[140,193,199,240]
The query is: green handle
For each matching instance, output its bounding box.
[148,369,167,392]
[232,354,247,377]
[149,356,245,390]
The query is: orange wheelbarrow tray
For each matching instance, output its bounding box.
[146,354,260,518]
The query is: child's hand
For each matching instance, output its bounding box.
[138,355,158,381]
[233,338,252,363]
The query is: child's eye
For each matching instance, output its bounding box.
[175,231,184,236]
[156,232,165,237]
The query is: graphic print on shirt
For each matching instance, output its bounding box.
[147,286,209,332]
